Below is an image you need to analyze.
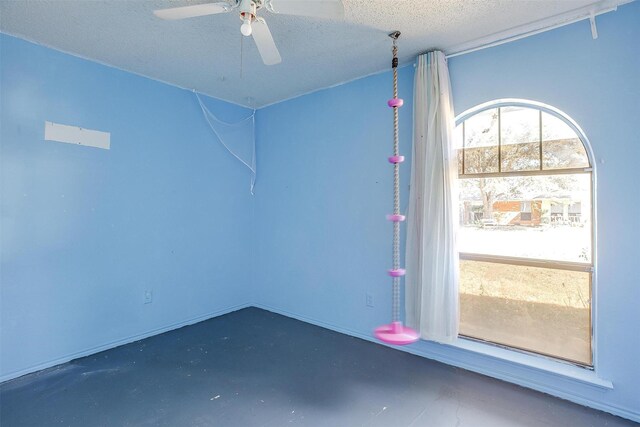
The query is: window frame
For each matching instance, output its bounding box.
[454,99,597,370]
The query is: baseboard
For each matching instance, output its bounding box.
[252,303,640,424]
[0,303,251,384]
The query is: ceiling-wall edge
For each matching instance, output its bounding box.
[2,0,633,110]
[0,30,255,110]
[257,0,634,110]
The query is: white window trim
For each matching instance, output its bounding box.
[455,99,600,373]
[450,336,612,390]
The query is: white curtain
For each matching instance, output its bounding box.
[405,51,459,344]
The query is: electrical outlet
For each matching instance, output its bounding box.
[144,290,153,304]
[366,293,374,308]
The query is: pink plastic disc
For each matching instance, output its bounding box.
[387,98,404,108]
[375,322,419,345]
[388,155,405,164]
[388,268,406,277]
[386,214,406,222]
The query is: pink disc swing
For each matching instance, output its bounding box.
[374,31,419,346]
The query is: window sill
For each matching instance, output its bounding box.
[450,337,613,390]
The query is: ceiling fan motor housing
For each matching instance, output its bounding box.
[239,0,258,21]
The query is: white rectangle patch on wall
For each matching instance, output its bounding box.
[44,121,110,150]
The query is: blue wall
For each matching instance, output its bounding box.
[254,2,640,420]
[2,1,639,420]
[0,34,254,380]
[253,66,414,332]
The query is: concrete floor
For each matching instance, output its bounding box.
[1,307,637,426]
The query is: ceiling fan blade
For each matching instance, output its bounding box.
[153,2,231,20]
[252,18,282,66]
[267,0,344,19]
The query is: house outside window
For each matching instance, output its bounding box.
[454,101,594,366]
[520,201,532,222]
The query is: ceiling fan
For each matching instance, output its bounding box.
[153,0,344,65]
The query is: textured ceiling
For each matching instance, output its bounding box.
[0,0,628,107]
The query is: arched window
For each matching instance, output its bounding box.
[454,100,593,366]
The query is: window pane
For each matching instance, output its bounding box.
[500,107,541,172]
[463,108,499,174]
[542,112,590,170]
[459,260,591,365]
[458,174,591,262]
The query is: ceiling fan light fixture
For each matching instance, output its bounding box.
[240,17,253,36]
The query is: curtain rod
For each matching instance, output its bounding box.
[441,2,626,59]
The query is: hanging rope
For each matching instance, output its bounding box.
[374,31,419,345]
[390,32,401,323]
